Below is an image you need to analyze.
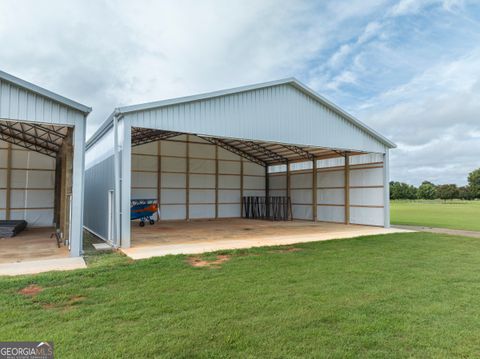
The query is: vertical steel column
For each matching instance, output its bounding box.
[69,116,86,257]
[113,114,121,247]
[121,118,132,248]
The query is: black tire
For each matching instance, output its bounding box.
[139,221,145,227]
[149,219,155,225]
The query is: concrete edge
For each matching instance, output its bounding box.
[0,257,87,276]
[122,227,413,260]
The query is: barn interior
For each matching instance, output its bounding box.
[127,127,388,255]
[0,120,74,263]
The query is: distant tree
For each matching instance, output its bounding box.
[436,184,459,201]
[417,181,436,200]
[390,181,418,200]
[467,168,480,199]
[458,186,475,200]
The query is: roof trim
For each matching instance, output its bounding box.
[0,70,92,114]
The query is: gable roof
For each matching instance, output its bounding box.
[87,78,395,152]
[116,78,395,149]
[0,70,91,114]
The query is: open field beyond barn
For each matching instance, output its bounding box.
[2,232,480,358]
[391,200,480,231]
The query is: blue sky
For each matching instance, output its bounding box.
[0,0,479,185]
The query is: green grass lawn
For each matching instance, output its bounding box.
[2,232,480,357]
[391,200,480,231]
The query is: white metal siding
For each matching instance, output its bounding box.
[125,84,387,154]
[83,154,115,240]
[0,78,84,126]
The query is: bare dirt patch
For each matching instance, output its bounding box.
[187,255,231,268]
[18,284,43,297]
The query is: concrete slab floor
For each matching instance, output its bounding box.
[124,219,413,260]
[0,227,86,276]
[0,227,69,264]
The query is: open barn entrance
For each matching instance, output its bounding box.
[127,127,392,255]
[0,119,73,263]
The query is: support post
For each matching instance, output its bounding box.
[157,141,161,221]
[120,118,132,248]
[344,152,350,225]
[383,150,390,228]
[240,159,244,217]
[286,161,292,220]
[215,145,219,219]
[265,165,270,219]
[312,158,317,222]
[5,143,11,220]
[69,117,86,257]
[186,135,190,221]
[54,155,61,227]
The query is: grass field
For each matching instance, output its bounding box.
[2,232,480,357]
[391,200,480,231]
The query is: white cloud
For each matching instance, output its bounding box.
[357,21,383,44]
[358,51,480,185]
[388,0,436,17]
[327,71,357,90]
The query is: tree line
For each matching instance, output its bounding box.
[390,168,480,200]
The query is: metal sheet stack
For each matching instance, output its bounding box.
[242,196,291,221]
[0,220,28,238]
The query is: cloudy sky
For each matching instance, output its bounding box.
[0,0,479,185]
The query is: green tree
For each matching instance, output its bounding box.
[436,184,459,201]
[467,168,480,199]
[390,181,418,200]
[417,181,436,200]
[458,186,474,200]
